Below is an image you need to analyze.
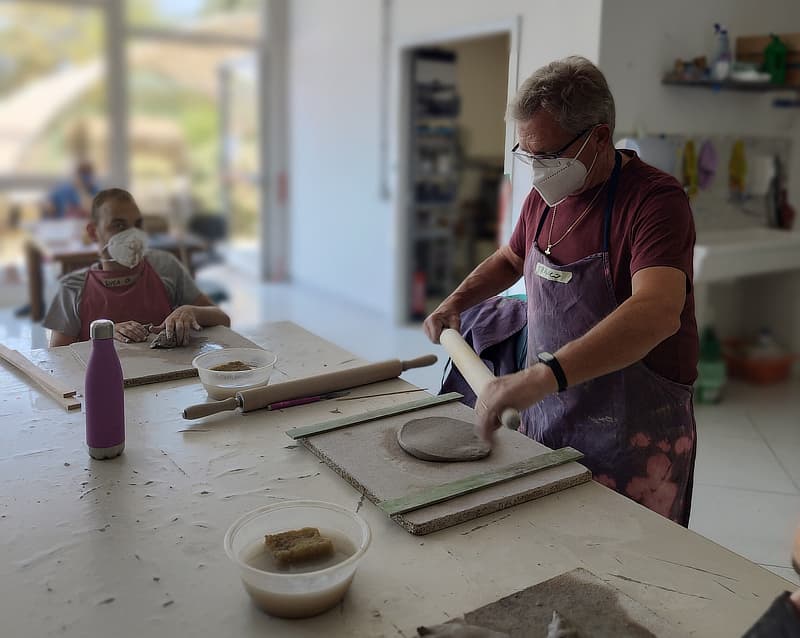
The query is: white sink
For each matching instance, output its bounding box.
[694,227,800,284]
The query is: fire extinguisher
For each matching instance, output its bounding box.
[411,271,427,320]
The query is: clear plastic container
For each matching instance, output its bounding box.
[224,500,371,618]
[192,347,276,399]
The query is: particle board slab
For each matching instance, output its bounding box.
[69,325,262,387]
[299,399,590,535]
[446,568,685,637]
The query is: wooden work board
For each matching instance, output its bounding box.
[69,325,262,387]
[299,400,590,535]
[443,568,684,637]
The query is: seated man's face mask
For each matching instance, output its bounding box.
[530,126,599,207]
[103,227,148,269]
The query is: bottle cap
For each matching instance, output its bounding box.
[90,319,115,340]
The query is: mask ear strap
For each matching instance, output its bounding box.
[585,150,599,176]
[573,126,596,158]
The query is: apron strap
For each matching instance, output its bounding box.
[602,151,623,253]
[534,205,551,244]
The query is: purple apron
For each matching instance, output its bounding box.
[522,152,697,526]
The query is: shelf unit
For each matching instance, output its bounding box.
[407,48,462,320]
[661,75,800,106]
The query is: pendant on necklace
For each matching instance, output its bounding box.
[545,244,552,256]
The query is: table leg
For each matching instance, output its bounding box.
[25,240,45,322]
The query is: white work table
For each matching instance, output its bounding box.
[0,321,791,637]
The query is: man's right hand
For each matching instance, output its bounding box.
[423,304,461,344]
[114,321,150,343]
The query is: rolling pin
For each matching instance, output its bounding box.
[439,328,520,430]
[183,354,438,420]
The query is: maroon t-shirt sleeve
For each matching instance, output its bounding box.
[628,186,695,291]
[509,193,533,260]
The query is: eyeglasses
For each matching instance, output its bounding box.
[511,127,592,165]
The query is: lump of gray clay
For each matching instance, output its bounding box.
[397,416,491,462]
[546,610,581,637]
[150,330,179,349]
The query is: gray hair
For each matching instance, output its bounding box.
[508,56,615,136]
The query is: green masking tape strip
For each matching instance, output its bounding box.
[285,392,464,440]
[379,446,585,516]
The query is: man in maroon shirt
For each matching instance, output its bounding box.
[425,56,698,525]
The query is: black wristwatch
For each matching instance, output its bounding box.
[537,352,568,392]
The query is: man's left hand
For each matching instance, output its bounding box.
[151,306,201,346]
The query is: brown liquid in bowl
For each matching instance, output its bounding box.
[210,360,253,372]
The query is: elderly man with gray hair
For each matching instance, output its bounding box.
[425,56,698,526]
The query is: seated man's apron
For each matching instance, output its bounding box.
[78,260,173,342]
[523,152,696,526]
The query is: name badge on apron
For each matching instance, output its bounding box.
[535,262,573,284]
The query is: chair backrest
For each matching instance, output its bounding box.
[188,214,227,241]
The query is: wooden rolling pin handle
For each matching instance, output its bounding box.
[500,407,521,431]
[402,354,438,371]
[183,397,240,420]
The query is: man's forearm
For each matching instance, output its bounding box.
[189,305,230,327]
[441,247,523,313]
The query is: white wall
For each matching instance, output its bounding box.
[288,0,393,315]
[289,0,602,319]
[599,0,800,353]
[599,0,800,196]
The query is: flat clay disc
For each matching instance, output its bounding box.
[397,416,491,462]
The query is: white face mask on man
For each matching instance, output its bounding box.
[102,227,148,269]
[529,128,599,207]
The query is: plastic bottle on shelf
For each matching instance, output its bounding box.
[763,34,788,85]
[696,326,726,404]
[711,23,732,81]
[85,319,125,459]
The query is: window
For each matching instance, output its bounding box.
[127,40,257,235]
[0,3,107,176]
[126,0,260,39]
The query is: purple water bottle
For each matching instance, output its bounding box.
[85,319,125,459]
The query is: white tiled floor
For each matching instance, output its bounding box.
[1,259,798,588]
[691,381,800,585]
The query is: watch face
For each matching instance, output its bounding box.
[539,352,554,363]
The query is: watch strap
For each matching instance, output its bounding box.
[538,352,568,392]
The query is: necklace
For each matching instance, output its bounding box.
[545,182,607,256]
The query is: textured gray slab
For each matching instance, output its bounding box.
[459,568,685,637]
[301,400,590,535]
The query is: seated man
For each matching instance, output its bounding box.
[44,188,230,347]
[43,160,99,219]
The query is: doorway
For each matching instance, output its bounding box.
[400,32,514,322]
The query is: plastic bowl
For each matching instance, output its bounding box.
[192,347,277,399]
[224,500,371,618]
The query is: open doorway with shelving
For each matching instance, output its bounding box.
[402,33,512,322]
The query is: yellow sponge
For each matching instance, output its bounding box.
[264,527,334,565]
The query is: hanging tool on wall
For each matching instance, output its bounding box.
[681,139,698,199]
[697,140,718,190]
[729,139,748,202]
